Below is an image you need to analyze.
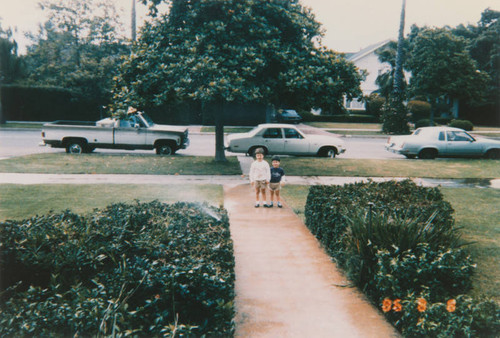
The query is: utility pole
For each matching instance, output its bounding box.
[131,0,137,42]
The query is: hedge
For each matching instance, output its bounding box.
[0,201,235,336]
[305,180,499,336]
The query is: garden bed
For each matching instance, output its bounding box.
[0,201,235,336]
[305,180,499,336]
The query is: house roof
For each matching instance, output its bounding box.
[346,39,391,62]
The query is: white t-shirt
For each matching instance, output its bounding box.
[249,160,270,182]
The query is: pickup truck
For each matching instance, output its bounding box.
[40,112,189,155]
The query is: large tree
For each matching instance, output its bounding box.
[112,0,363,161]
[454,8,500,124]
[22,0,129,103]
[407,27,489,124]
[0,23,23,124]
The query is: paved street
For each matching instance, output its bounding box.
[0,128,401,160]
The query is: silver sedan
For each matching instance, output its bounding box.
[385,126,500,159]
[225,123,346,158]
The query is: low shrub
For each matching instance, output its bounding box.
[305,180,499,335]
[408,100,431,122]
[300,111,379,123]
[0,201,235,336]
[415,118,432,128]
[449,119,474,131]
[381,294,500,337]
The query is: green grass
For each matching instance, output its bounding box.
[441,188,500,301]
[281,185,500,302]
[3,155,500,179]
[0,184,223,221]
[280,158,500,179]
[0,154,242,175]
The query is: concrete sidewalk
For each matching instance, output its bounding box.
[1,173,499,189]
[224,184,399,337]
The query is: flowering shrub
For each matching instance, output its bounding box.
[305,180,499,335]
[0,201,235,336]
[381,295,500,337]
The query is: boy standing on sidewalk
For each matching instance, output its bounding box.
[249,148,270,208]
[269,155,285,208]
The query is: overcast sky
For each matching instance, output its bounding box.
[1,0,498,54]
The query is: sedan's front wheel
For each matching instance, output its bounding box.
[319,147,336,158]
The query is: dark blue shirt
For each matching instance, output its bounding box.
[270,167,285,183]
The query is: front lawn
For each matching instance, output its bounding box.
[0,184,223,220]
[280,158,500,179]
[0,154,241,175]
[282,185,500,302]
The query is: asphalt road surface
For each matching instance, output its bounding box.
[0,129,402,160]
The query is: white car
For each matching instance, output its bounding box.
[385,126,500,159]
[225,123,346,158]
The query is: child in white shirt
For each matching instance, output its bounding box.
[249,148,270,207]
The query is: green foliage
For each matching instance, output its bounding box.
[364,93,386,118]
[415,119,432,128]
[407,100,431,122]
[113,0,363,113]
[407,27,490,106]
[1,85,101,121]
[304,180,499,335]
[0,201,235,336]
[449,119,474,131]
[300,111,379,123]
[381,99,410,134]
[21,0,129,104]
[384,294,500,337]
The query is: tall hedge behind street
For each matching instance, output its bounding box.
[0,201,235,336]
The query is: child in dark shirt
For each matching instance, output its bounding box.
[269,155,285,208]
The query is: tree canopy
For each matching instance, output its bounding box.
[112,0,364,160]
[21,0,129,102]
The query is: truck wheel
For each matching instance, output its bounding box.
[66,141,85,154]
[156,144,174,155]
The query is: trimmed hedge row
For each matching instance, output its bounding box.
[305,180,499,336]
[0,201,235,336]
[300,111,379,123]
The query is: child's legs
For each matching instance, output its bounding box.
[270,190,275,202]
[275,190,281,202]
[254,187,260,201]
[260,188,267,201]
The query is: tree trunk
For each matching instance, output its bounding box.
[214,101,227,162]
[393,0,406,99]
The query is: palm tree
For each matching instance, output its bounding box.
[393,0,406,99]
[131,0,136,41]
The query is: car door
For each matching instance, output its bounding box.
[445,130,483,156]
[114,116,147,146]
[283,128,310,154]
[261,128,285,154]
